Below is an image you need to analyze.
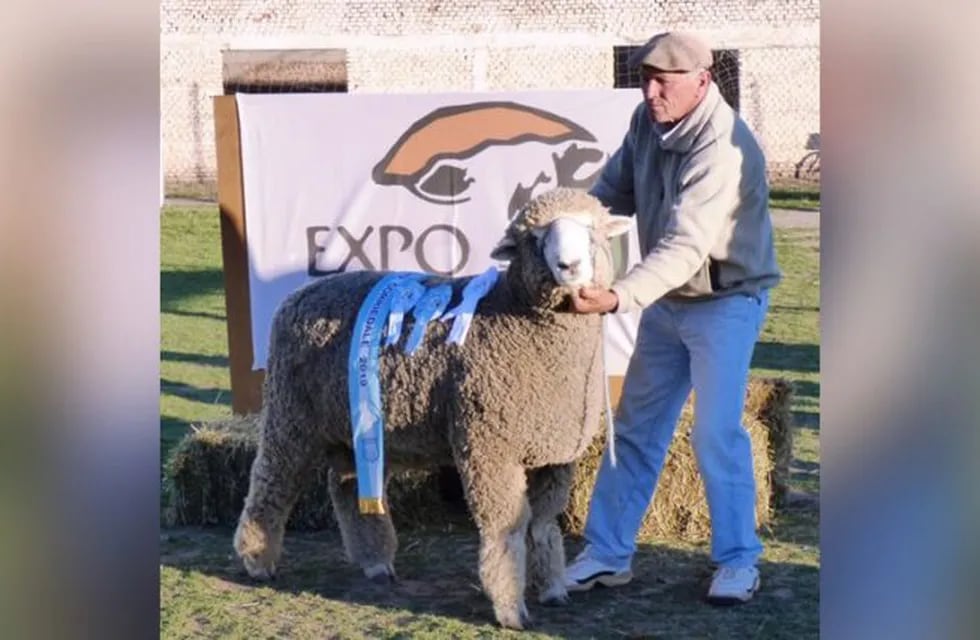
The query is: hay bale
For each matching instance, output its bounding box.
[745,377,795,508]
[163,414,333,530]
[561,377,793,542]
[164,377,792,542]
[163,414,452,530]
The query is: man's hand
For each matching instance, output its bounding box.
[570,286,619,314]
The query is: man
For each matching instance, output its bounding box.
[565,31,781,605]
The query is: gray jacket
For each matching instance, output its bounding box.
[591,82,781,312]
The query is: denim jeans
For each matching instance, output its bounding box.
[584,290,770,569]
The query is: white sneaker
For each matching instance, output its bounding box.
[564,550,632,592]
[706,567,760,605]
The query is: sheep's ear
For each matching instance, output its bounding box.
[603,216,633,238]
[490,235,518,261]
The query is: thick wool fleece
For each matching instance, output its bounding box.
[507,187,617,238]
[259,187,612,477]
[237,187,616,629]
[261,244,606,474]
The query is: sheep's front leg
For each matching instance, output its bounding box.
[234,414,313,580]
[526,463,574,606]
[327,469,398,584]
[456,454,532,630]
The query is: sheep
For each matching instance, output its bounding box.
[233,187,632,629]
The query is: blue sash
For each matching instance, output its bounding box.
[440,267,500,345]
[347,269,497,514]
[384,279,426,348]
[404,284,454,355]
[347,272,423,514]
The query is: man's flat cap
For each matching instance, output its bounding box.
[627,31,714,72]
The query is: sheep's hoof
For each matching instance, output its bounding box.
[496,601,532,630]
[539,583,570,606]
[363,562,397,585]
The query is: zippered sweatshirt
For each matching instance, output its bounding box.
[591,82,782,313]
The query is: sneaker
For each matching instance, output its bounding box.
[564,550,632,592]
[706,567,760,605]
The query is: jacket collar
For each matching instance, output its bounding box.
[654,82,722,153]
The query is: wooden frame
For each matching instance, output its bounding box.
[212,93,626,415]
[214,95,264,414]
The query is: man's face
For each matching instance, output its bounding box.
[641,67,710,125]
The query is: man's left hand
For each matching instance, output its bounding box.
[570,286,619,314]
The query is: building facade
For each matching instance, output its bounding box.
[161,0,820,196]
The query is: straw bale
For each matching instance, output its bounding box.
[561,377,792,541]
[164,377,793,542]
[163,415,448,530]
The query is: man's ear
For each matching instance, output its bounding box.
[699,68,712,89]
[490,235,518,261]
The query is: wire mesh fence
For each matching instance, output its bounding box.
[161,1,819,199]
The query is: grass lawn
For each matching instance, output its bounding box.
[769,183,820,211]
[160,205,819,639]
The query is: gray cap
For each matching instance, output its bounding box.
[627,31,714,72]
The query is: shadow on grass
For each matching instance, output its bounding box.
[163,308,227,321]
[768,304,819,313]
[161,415,192,466]
[752,342,819,374]
[162,350,229,368]
[792,410,820,432]
[161,510,819,639]
[161,268,224,309]
[161,378,231,406]
[792,380,819,398]
[161,414,190,443]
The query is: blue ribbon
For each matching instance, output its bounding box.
[384,278,426,348]
[441,267,500,345]
[347,272,423,514]
[404,283,454,355]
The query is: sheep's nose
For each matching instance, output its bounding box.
[557,259,581,272]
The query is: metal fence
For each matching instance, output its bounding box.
[161,0,820,198]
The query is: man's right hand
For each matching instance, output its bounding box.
[570,287,619,315]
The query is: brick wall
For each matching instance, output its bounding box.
[161,0,820,195]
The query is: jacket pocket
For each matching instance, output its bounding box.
[667,258,716,299]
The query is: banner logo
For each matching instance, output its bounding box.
[371,101,606,217]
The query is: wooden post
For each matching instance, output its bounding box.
[213,95,264,414]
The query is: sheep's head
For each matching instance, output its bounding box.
[490,188,632,310]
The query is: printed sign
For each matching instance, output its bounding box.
[236,89,644,373]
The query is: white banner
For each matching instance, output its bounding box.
[237,89,644,373]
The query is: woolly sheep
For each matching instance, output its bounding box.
[234,187,632,629]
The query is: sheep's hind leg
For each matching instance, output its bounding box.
[526,463,574,606]
[456,456,533,630]
[234,418,314,581]
[327,469,398,584]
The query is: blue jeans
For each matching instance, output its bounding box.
[585,291,769,569]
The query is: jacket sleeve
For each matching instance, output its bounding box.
[610,142,740,313]
[588,107,642,216]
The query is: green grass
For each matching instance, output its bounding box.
[160,208,231,460]
[769,186,820,211]
[160,205,819,638]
